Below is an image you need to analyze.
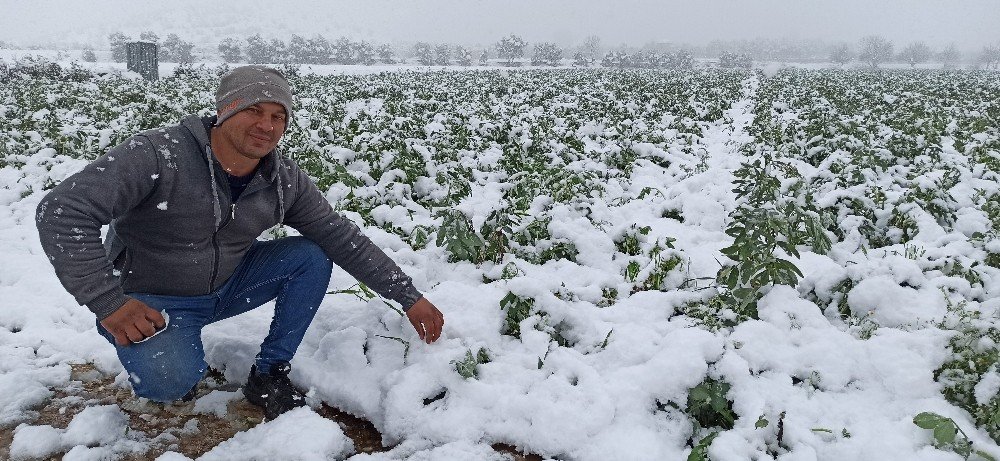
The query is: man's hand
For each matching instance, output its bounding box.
[406,297,444,344]
[99,298,166,346]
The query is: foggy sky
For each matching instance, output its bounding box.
[3,0,997,50]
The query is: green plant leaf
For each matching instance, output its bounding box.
[687,431,719,461]
[933,422,957,445]
[913,412,944,430]
[975,450,998,461]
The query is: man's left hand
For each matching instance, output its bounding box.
[406,297,444,344]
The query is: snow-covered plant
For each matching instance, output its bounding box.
[716,153,829,319]
[435,209,485,264]
[452,348,491,379]
[480,208,521,264]
[615,224,650,256]
[913,412,996,460]
[935,294,1000,445]
[499,292,534,338]
[686,378,736,433]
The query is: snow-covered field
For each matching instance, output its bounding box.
[2,61,1000,460]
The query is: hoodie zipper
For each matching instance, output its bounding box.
[209,162,234,292]
[208,167,261,291]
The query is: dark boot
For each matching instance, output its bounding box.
[242,361,307,420]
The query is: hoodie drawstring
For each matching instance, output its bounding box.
[205,145,223,231]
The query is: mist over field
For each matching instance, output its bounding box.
[2,0,997,56]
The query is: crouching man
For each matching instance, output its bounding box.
[36,66,444,419]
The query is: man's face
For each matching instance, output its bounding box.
[216,102,287,161]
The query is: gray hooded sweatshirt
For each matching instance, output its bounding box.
[36,115,423,320]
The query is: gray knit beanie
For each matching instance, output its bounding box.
[214,65,293,126]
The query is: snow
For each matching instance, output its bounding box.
[2,65,1000,460]
[9,424,64,459]
[63,405,129,446]
[198,407,354,461]
[192,390,242,418]
[847,276,945,328]
[347,440,510,461]
[976,369,1000,405]
[9,405,143,460]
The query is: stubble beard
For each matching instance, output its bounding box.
[233,129,277,161]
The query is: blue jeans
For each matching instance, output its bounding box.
[96,237,333,402]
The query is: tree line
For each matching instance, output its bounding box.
[96,31,1000,70]
[830,35,966,68]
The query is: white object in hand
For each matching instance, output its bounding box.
[133,310,170,344]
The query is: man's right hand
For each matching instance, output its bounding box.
[100,298,166,346]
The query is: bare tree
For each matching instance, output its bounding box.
[355,41,376,65]
[286,34,310,64]
[139,31,159,44]
[936,43,961,69]
[601,50,628,68]
[858,35,894,68]
[269,39,287,64]
[496,35,526,66]
[719,51,752,69]
[454,46,472,66]
[307,35,333,64]
[413,42,434,66]
[898,41,931,68]
[979,45,1000,70]
[244,34,273,64]
[434,44,450,66]
[219,38,242,63]
[332,37,355,64]
[582,35,601,65]
[531,42,562,67]
[829,43,853,66]
[377,44,396,64]
[161,34,195,63]
[108,32,130,62]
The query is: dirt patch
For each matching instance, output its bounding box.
[0,428,15,461]
[492,443,545,461]
[0,364,260,460]
[0,363,545,460]
[315,404,386,455]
